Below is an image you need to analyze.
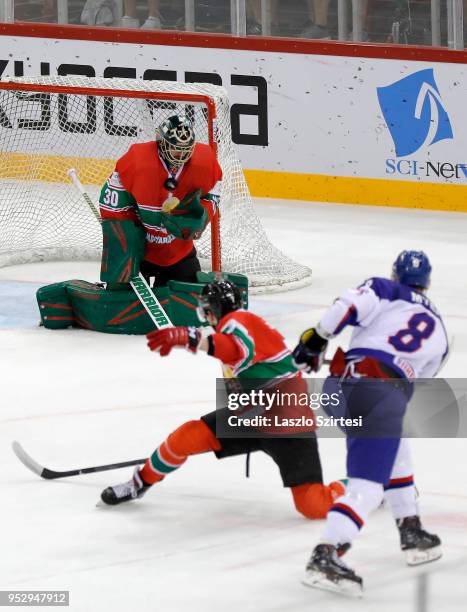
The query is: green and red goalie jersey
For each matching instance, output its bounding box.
[212,309,300,380]
[99,141,222,266]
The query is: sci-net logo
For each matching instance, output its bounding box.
[377,69,466,180]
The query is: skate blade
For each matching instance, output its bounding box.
[406,546,442,566]
[302,570,363,598]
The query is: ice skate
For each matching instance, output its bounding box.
[100,468,150,506]
[302,544,363,597]
[397,515,442,566]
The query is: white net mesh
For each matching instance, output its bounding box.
[0,76,311,291]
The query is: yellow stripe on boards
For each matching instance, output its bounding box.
[244,169,467,213]
[1,152,465,212]
[0,153,114,185]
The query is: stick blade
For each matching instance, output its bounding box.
[12,440,46,478]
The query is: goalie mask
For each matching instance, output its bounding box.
[157,115,195,169]
[197,280,242,324]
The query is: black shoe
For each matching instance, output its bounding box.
[100,468,150,506]
[397,515,442,565]
[302,544,363,597]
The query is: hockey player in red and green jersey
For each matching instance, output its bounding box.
[99,114,222,286]
[101,280,345,517]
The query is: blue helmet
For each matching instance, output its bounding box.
[392,250,432,289]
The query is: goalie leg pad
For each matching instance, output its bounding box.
[38,280,170,334]
[37,273,248,332]
[36,281,75,329]
[100,219,145,284]
[67,281,170,334]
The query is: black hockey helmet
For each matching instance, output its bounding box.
[198,279,242,323]
[157,114,195,169]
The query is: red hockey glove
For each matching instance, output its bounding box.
[147,326,202,357]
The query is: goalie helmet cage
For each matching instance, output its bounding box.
[0,76,312,292]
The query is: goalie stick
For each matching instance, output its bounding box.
[68,168,172,330]
[12,441,146,480]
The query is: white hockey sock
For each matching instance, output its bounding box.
[384,439,418,520]
[322,478,384,547]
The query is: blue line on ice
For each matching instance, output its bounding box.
[0,281,42,329]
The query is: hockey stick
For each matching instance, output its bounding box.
[12,441,146,480]
[68,168,172,330]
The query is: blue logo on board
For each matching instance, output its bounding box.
[377,69,453,157]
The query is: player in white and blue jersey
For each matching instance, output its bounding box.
[292,250,448,596]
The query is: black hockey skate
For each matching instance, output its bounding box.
[302,544,363,597]
[397,515,442,566]
[100,468,150,506]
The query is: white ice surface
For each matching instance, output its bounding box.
[1,199,467,611]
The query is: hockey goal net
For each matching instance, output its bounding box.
[0,76,311,292]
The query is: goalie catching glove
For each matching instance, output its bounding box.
[160,189,208,241]
[147,326,202,356]
[292,327,328,373]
